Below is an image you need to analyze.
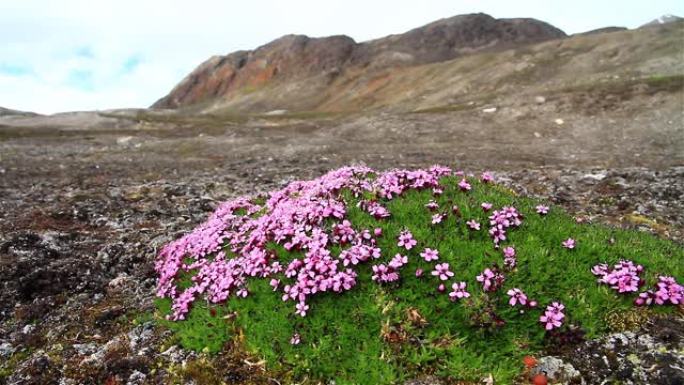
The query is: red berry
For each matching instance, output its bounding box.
[532,374,548,385]
[523,355,537,369]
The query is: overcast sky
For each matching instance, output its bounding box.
[1,0,682,114]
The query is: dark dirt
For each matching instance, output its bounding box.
[0,108,683,384]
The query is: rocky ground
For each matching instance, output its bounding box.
[1,109,683,384]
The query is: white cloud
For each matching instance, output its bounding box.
[1,0,682,114]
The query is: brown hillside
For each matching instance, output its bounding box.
[152,13,566,110]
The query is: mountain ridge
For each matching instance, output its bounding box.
[152,13,566,110]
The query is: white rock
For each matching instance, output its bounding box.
[482,107,497,113]
[532,356,584,383]
[116,136,133,145]
[264,109,287,116]
[555,118,564,125]
[535,96,546,104]
[0,342,15,358]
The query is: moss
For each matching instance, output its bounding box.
[156,174,683,384]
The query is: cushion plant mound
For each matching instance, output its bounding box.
[155,166,683,384]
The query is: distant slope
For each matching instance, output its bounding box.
[0,106,38,117]
[152,16,683,115]
[152,13,566,110]
[640,14,683,28]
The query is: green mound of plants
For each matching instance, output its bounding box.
[155,166,683,383]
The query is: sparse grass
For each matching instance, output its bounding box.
[157,174,683,384]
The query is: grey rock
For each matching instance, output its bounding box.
[127,370,147,385]
[72,342,98,356]
[532,356,584,384]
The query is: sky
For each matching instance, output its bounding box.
[1,0,682,114]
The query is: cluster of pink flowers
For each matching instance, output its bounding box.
[155,164,596,336]
[488,206,523,246]
[591,260,644,293]
[358,200,390,219]
[502,246,517,269]
[156,166,468,320]
[592,260,682,307]
[476,267,505,292]
[539,302,565,330]
[372,253,410,283]
[635,276,683,306]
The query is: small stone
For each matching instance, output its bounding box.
[116,136,133,145]
[531,356,583,383]
[0,342,15,358]
[73,342,98,356]
[554,118,564,125]
[482,107,497,113]
[535,96,546,104]
[127,370,147,385]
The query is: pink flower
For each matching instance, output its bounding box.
[420,248,439,262]
[415,268,424,277]
[374,228,383,237]
[431,263,454,281]
[270,279,280,291]
[425,200,439,211]
[592,260,643,293]
[562,238,576,249]
[389,254,408,269]
[503,246,517,269]
[449,281,470,301]
[466,220,481,230]
[290,333,301,345]
[507,288,528,306]
[488,206,522,246]
[437,283,446,292]
[654,276,683,305]
[431,213,445,224]
[481,202,493,212]
[372,264,400,283]
[539,302,565,330]
[458,179,472,191]
[536,205,549,215]
[295,302,309,317]
[481,171,494,184]
[476,268,505,292]
[397,230,417,250]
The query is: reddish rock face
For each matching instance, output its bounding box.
[152,13,567,111]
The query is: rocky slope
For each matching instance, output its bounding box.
[0,107,37,118]
[151,16,683,115]
[152,13,566,111]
